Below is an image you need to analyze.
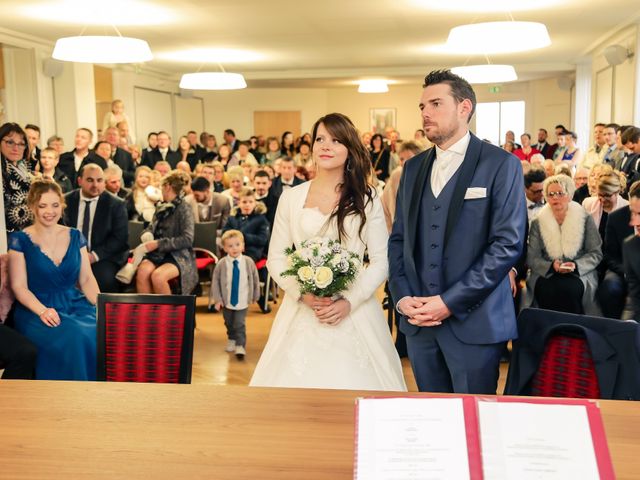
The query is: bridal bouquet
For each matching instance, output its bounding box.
[281,237,360,297]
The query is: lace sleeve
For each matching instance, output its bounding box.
[8,232,24,253]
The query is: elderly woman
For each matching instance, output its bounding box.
[1,123,32,236]
[526,174,602,314]
[136,170,197,295]
[582,170,628,241]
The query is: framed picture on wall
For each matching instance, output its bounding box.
[370,108,396,134]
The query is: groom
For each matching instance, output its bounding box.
[388,70,527,394]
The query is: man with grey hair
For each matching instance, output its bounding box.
[104,165,129,200]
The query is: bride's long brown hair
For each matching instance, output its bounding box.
[311,113,373,241]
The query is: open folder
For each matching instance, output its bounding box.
[354,396,614,480]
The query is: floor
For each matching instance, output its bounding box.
[191,288,509,394]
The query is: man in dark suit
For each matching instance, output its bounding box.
[253,170,278,230]
[532,128,555,159]
[620,127,640,179]
[141,131,158,167]
[104,127,135,187]
[388,70,527,394]
[59,127,93,187]
[623,182,640,320]
[603,123,625,167]
[24,124,41,171]
[186,130,206,169]
[223,129,239,153]
[64,164,129,293]
[104,165,130,200]
[270,157,304,200]
[142,131,180,169]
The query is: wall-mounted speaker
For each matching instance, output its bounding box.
[557,76,574,91]
[42,58,64,78]
[604,45,633,66]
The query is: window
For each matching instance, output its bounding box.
[475,101,525,146]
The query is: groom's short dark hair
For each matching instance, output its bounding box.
[423,69,476,123]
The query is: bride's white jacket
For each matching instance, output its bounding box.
[250,182,406,391]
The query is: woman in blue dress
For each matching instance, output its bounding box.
[8,178,98,380]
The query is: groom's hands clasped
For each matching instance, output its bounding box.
[398,295,451,327]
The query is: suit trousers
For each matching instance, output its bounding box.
[92,260,122,293]
[222,308,247,347]
[0,324,38,379]
[405,321,504,394]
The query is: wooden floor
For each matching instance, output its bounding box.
[191,288,509,393]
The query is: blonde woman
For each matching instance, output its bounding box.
[222,166,245,208]
[582,170,628,240]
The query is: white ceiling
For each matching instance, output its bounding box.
[3,0,640,88]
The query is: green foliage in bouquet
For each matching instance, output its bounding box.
[281,237,360,298]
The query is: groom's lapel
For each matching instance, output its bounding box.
[407,147,436,254]
[444,133,482,247]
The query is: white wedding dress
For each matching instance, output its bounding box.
[250,182,407,391]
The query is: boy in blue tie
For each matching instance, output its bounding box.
[210,230,260,359]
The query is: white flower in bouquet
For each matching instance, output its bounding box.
[318,246,331,257]
[298,266,314,282]
[310,255,324,267]
[314,267,333,288]
[338,258,351,273]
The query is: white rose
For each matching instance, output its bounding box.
[314,267,333,289]
[298,266,314,282]
[319,246,331,257]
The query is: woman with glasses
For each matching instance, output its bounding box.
[1,123,33,236]
[525,174,602,314]
[582,171,628,242]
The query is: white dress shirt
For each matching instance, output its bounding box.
[431,132,471,197]
[526,197,545,224]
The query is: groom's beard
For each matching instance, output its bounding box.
[424,117,461,148]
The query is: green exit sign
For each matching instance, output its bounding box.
[489,86,501,93]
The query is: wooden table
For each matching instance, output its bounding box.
[1,381,638,479]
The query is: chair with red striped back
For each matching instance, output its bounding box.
[529,332,601,398]
[97,293,196,384]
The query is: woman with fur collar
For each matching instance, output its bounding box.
[525,174,602,314]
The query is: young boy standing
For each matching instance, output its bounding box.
[210,230,260,359]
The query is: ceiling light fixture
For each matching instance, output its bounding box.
[358,80,389,93]
[446,21,551,54]
[451,64,517,84]
[52,35,153,63]
[180,72,247,90]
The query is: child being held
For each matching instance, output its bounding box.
[210,230,260,360]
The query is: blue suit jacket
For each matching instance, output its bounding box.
[388,133,527,344]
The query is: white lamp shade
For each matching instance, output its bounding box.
[52,36,153,63]
[451,65,518,84]
[179,72,247,90]
[358,80,389,93]
[446,21,551,54]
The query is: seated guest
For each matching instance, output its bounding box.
[263,137,282,165]
[526,174,602,315]
[64,164,129,293]
[382,140,423,232]
[201,134,218,162]
[189,176,231,229]
[574,166,590,190]
[125,166,161,223]
[370,134,390,182]
[39,147,72,193]
[104,127,135,187]
[46,135,64,155]
[599,181,637,319]
[252,170,277,231]
[270,156,304,200]
[524,168,546,225]
[136,170,197,295]
[623,187,640,320]
[230,141,258,167]
[575,163,611,206]
[561,131,583,168]
[222,166,246,208]
[582,170,628,242]
[217,144,232,170]
[58,127,92,187]
[223,188,270,262]
[153,160,172,178]
[143,131,180,169]
[9,178,98,380]
[543,159,555,177]
[140,132,157,167]
[81,141,111,171]
[513,133,540,161]
[554,163,572,178]
[104,165,129,200]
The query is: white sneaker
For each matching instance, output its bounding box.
[225,340,236,352]
[235,345,246,360]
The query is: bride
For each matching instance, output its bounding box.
[250,113,406,391]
